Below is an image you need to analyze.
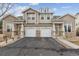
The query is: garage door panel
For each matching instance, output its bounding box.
[25,27,52,37]
[41,29,51,37]
[25,28,36,37]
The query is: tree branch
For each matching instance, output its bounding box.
[0,3,14,17]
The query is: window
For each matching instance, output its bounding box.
[64,25,67,32]
[64,24,72,32]
[68,25,71,32]
[41,17,44,20]
[27,17,30,20]
[32,17,35,20]
[47,17,50,20]
[7,28,11,32]
[7,23,12,32]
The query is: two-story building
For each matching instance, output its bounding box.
[2,8,76,38]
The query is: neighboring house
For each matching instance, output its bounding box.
[2,8,76,38]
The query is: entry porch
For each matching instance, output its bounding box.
[9,22,65,38]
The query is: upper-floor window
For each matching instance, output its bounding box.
[41,17,44,20]
[32,17,35,20]
[47,17,50,20]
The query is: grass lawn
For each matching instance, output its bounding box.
[63,36,79,45]
[70,41,79,45]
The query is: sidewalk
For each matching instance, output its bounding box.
[56,37,79,49]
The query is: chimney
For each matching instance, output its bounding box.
[47,8,49,13]
[44,8,49,13]
[39,8,43,13]
[39,8,50,13]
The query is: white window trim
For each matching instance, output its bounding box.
[7,23,12,32]
[65,24,72,32]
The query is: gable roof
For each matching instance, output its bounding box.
[22,8,40,13]
[52,14,76,22]
[59,14,76,19]
[2,14,18,20]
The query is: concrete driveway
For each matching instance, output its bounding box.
[0,37,78,56]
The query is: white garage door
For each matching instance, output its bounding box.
[40,28,51,37]
[25,27,36,37]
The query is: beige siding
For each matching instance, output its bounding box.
[75,15,79,29]
[39,14,52,23]
[60,15,76,37]
[24,10,38,24]
[2,8,76,38]
[23,9,53,24]
[2,16,17,35]
[25,23,52,27]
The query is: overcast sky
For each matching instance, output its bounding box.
[8,3,79,16]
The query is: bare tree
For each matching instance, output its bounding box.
[0,3,14,18]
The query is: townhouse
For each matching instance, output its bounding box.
[2,8,77,38]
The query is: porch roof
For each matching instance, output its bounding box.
[52,16,63,22]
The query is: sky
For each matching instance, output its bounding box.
[8,3,79,16]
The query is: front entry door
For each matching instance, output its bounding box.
[36,30,40,37]
[55,24,62,36]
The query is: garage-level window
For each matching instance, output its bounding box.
[68,25,71,32]
[41,17,44,20]
[64,25,67,32]
[7,23,12,32]
[64,24,72,32]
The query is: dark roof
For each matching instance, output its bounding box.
[13,16,24,22]
[53,16,61,19]
[75,13,79,16]
[76,13,79,15]
[17,16,23,20]
[52,16,62,22]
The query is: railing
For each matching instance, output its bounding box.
[52,31,64,36]
[3,31,21,43]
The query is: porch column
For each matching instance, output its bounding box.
[26,13,27,24]
[20,24,24,38]
[12,23,14,37]
[53,23,55,37]
[62,23,65,36]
